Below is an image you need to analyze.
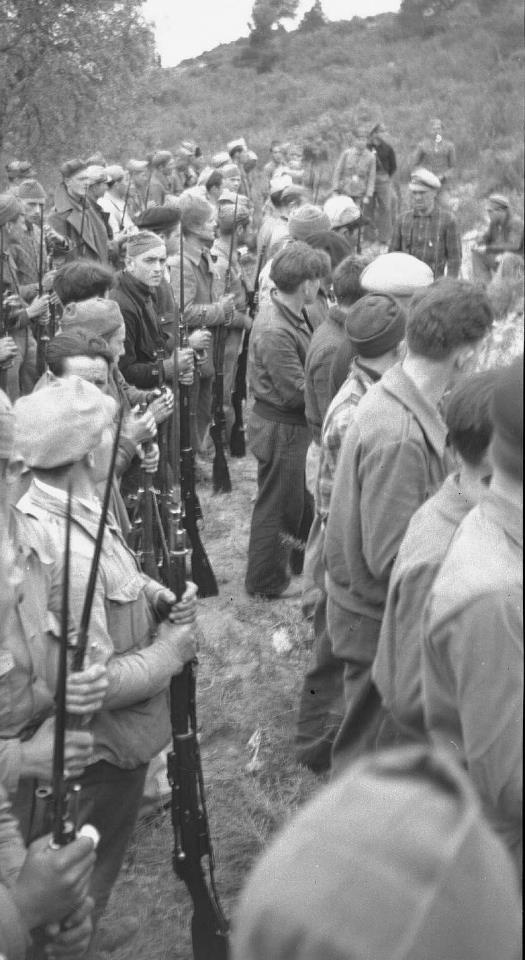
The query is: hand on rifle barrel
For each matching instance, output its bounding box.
[44,895,94,960]
[19,717,94,782]
[66,662,109,716]
[27,293,50,322]
[138,439,160,474]
[0,335,18,367]
[12,833,96,932]
[154,580,198,625]
[42,269,57,293]
[177,346,194,385]
[122,405,157,448]
[147,386,174,424]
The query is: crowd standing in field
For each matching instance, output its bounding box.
[0,119,523,960]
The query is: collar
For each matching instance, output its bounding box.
[481,487,523,549]
[121,269,153,300]
[270,289,310,330]
[33,477,100,516]
[380,362,448,457]
[354,358,382,383]
[432,473,476,527]
[183,236,207,267]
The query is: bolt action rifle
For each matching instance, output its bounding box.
[166,375,229,960]
[178,225,218,598]
[230,239,266,458]
[36,203,50,377]
[210,194,237,494]
[0,225,7,393]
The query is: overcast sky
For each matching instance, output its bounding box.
[143,0,401,67]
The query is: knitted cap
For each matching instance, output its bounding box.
[125,230,166,258]
[17,179,46,202]
[217,199,250,230]
[360,253,434,296]
[0,390,14,459]
[0,193,23,227]
[61,297,124,340]
[490,355,523,480]
[288,203,331,242]
[60,158,87,180]
[14,376,116,469]
[135,205,180,233]
[179,196,214,233]
[150,150,173,167]
[232,747,522,960]
[324,194,361,228]
[409,167,441,191]
[345,294,406,357]
[46,332,113,366]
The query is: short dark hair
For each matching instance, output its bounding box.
[406,279,493,360]
[332,254,370,306]
[205,170,222,191]
[54,261,115,305]
[46,332,112,377]
[445,370,499,466]
[270,242,331,294]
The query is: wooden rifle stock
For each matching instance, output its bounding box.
[211,194,238,493]
[179,225,218,597]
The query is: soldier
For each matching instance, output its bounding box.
[332,126,376,212]
[126,158,150,219]
[325,279,493,774]
[389,168,461,278]
[227,137,251,198]
[4,160,36,196]
[49,160,109,264]
[471,193,524,283]
[367,122,398,248]
[422,356,523,875]
[413,118,456,188]
[98,165,136,238]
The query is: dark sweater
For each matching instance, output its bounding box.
[305,306,349,443]
[111,271,168,389]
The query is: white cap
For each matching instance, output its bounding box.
[360,253,434,296]
[324,195,361,228]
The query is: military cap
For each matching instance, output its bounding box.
[134,205,181,233]
[217,188,240,205]
[211,151,231,169]
[84,165,108,185]
[60,158,88,180]
[150,150,173,167]
[6,160,35,179]
[17,179,47,202]
[61,297,124,340]
[46,331,113,366]
[0,390,14,460]
[0,193,23,227]
[345,294,406,357]
[280,183,305,204]
[85,152,107,167]
[324,195,361,229]
[14,376,117,469]
[487,193,510,210]
[104,164,127,184]
[217,199,251,230]
[288,204,330,242]
[221,163,241,180]
[126,231,166,258]
[409,168,442,191]
[360,253,434,296]
[269,173,293,200]
[227,137,248,155]
[127,159,149,173]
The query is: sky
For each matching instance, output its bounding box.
[142,0,401,68]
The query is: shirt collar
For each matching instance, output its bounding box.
[33,477,101,516]
[379,362,448,456]
[270,289,309,329]
[183,236,207,266]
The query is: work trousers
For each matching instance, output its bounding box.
[222,327,243,442]
[370,176,392,245]
[245,413,312,597]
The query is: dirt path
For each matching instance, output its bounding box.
[104,451,319,960]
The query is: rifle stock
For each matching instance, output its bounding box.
[0,226,7,393]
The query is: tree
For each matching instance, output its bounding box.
[248,0,299,44]
[0,0,155,162]
[398,0,460,37]
[299,0,327,32]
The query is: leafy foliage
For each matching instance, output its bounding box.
[299,1,328,32]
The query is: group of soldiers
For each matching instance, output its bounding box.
[0,114,523,960]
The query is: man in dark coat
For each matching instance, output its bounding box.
[49,160,109,264]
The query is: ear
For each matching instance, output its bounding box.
[85,450,96,470]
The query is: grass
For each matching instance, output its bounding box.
[104,450,320,959]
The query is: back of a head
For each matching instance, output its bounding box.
[305,231,352,272]
[490,354,523,483]
[231,746,522,960]
[179,194,213,235]
[406,278,494,360]
[445,370,499,466]
[54,260,115,305]
[333,254,371,307]
[46,332,113,377]
[270,241,330,295]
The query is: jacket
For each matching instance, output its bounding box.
[304,305,348,443]
[111,270,169,389]
[333,147,376,200]
[49,183,109,264]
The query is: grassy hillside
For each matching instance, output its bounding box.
[133,0,523,203]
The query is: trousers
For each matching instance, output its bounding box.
[245,412,312,597]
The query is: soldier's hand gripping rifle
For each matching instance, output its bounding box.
[210,195,237,494]
[166,386,229,960]
[179,225,218,598]
[230,239,266,458]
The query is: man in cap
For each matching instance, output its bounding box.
[423,355,523,875]
[374,370,498,745]
[325,279,493,774]
[0,193,50,399]
[126,159,150,218]
[111,230,194,391]
[328,252,434,398]
[134,205,182,342]
[245,242,330,599]
[13,376,198,941]
[146,150,174,207]
[367,122,398,248]
[257,178,303,266]
[49,159,110,264]
[5,160,36,195]
[333,126,376,210]
[211,195,252,443]
[7,180,52,300]
[296,292,407,772]
[263,141,288,190]
[471,193,524,282]
[232,746,522,960]
[98,164,135,237]
[389,168,461,277]
[413,117,456,186]
[323,194,363,252]
[227,137,251,198]
[170,196,234,451]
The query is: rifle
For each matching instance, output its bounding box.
[78,186,88,258]
[36,204,50,378]
[210,195,237,494]
[166,393,229,960]
[230,241,266,458]
[144,165,153,209]
[178,225,218,598]
[120,177,131,231]
[0,225,7,393]
[69,406,124,681]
